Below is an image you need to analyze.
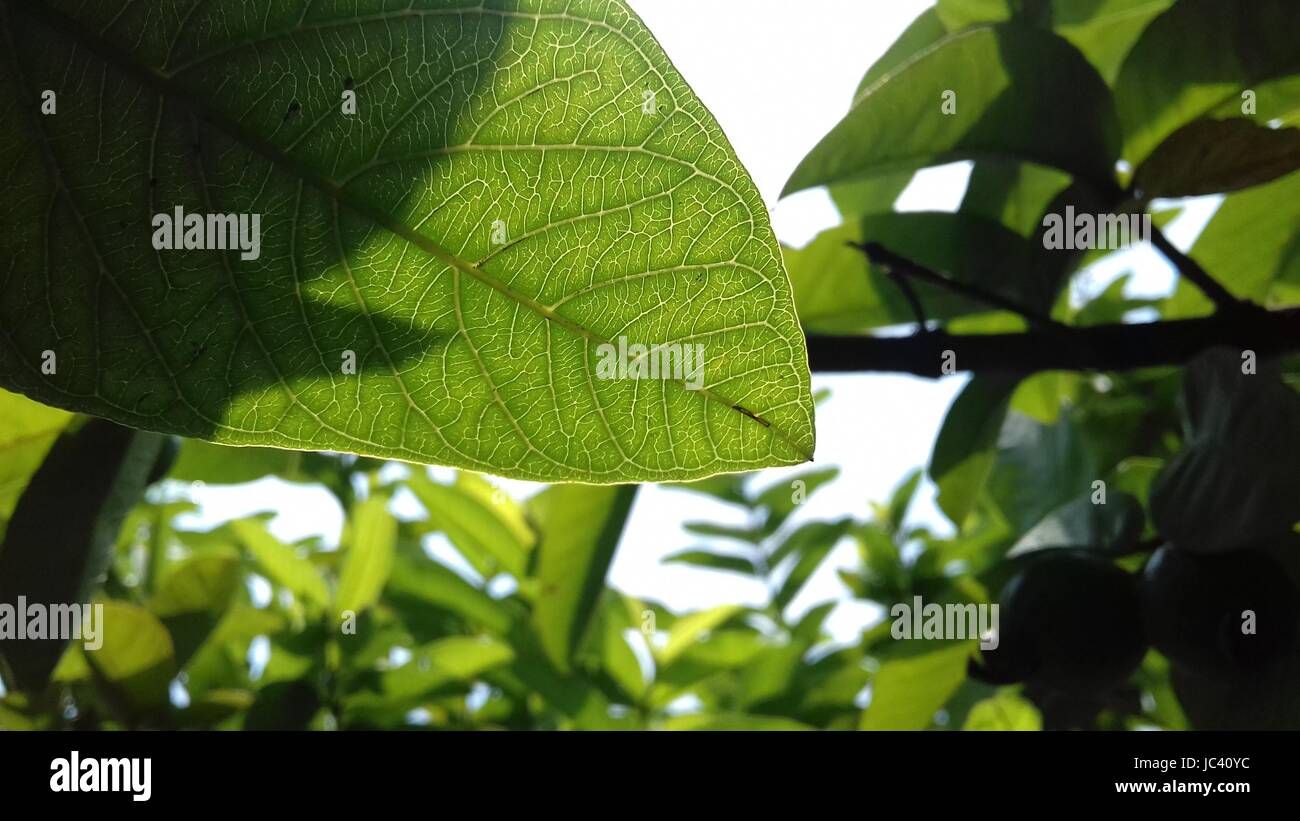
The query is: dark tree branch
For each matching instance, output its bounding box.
[853,241,1065,330]
[1149,226,1249,315]
[807,307,1300,376]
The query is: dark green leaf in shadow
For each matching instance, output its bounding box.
[0,418,162,691]
[1135,118,1300,199]
[1151,349,1300,554]
[930,375,1020,530]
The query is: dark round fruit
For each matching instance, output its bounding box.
[980,552,1147,696]
[146,436,180,486]
[1141,544,1299,679]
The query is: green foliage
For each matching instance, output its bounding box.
[783,24,1121,198]
[0,0,813,483]
[1,0,1299,732]
[0,418,164,690]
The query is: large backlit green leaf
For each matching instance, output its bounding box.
[783,25,1120,197]
[0,0,813,483]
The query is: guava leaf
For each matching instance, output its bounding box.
[783,24,1120,198]
[0,418,163,691]
[1150,350,1300,554]
[1113,0,1300,166]
[529,483,636,672]
[0,0,813,483]
[1134,118,1300,199]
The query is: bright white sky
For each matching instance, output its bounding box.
[184,1,1221,644]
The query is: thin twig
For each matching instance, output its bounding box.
[1149,227,1248,314]
[855,240,930,331]
[852,241,1067,331]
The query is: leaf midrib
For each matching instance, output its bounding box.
[14,1,812,462]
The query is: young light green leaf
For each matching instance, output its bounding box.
[657,604,743,668]
[783,25,1120,197]
[962,692,1042,730]
[529,483,637,672]
[0,388,71,540]
[754,466,840,533]
[407,472,533,578]
[383,635,515,700]
[659,713,812,731]
[384,552,513,637]
[335,494,397,616]
[229,518,329,607]
[168,439,301,485]
[150,553,243,618]
[884,468,924,534]
[148,551,242,669]
[859,642,971,730]
[84,601,177,714]
[0,0,814,484]
[682,521,765,544]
